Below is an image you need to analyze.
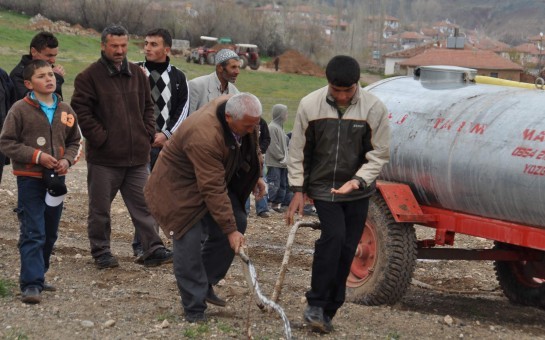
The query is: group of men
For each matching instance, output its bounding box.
[0,24,391,334]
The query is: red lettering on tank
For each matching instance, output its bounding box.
[440,120,453,130]
[534,131,545,142]
[537,150,545,160]
[396,114,408,125]
[524,164,545,176]
[434,118,445,129]
[523,129,545,142]
[470,123,486,134]
[457,121,466,132]
[512,147,538,158]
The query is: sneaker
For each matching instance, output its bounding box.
[95,253,119,269]
[185,312,207,323]
[43,283,56,292]
[257,211,270,218]
[141,247,173,267]
[272,203,285,213]
[206,285,226,307]
[303,305,329,333]
[21,287,41,304]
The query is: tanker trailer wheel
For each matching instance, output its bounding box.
[346,194,417,305]
[494,242,545,308]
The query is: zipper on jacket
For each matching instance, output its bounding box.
[331,118,342,202]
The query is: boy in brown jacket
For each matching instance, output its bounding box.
[0,59,81,304]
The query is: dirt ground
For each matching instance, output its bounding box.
[1,160,544,339]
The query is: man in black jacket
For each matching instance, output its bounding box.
[133,28,190,256]
[0,67,15,183]
[10,32,65,100]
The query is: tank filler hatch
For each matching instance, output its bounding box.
[414,65,477,89]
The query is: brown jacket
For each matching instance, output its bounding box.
[0,94,81,177]
[70,54,155,166]
[144,97,261,240]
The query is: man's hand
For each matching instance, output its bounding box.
[331,179,360,195]
[253,177,267,200]
[39,152,58,169]
[52,64,65,77]
[152,132,167,147]
[53,159,70,175]
[285,192,306,225]
[227,231,245,254]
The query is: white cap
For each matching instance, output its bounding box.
[45,193,65,207]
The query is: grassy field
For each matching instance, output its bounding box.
[0,9,329,130]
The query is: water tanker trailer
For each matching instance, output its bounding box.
[346,66,545,308]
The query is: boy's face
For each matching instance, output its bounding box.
[24,66,57,94]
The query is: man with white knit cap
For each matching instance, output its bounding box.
[187,48,240,115]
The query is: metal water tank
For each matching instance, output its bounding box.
[365,66,545,228]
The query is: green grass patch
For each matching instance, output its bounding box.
[0,278,16,298]
[3,328,29,340]
[156,312,177,322]
[183,322,210,338]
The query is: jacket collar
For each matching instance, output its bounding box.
[23,92,62,109]
[325,85,361,108]
[99,52,132,77]
[216,102,238,148]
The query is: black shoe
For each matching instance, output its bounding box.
[272,203,285,213]
[185,312,207,323]
[323,315,334,333]
[95,253,119,269]
[141,247,173,267]
[21,287,41,304]
[133,244,143,257]
[206,285,226,307]
[43,283,56,292]
[304,305,329,333]
[257,211,270,218]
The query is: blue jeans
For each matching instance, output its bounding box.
[17,176,63,291]
[245,196,269,215]
[267,167,288,204]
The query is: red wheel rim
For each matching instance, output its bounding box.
[347,220,378,288]
[509,261,545,287]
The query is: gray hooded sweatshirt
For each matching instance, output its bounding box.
[265,104,288,168]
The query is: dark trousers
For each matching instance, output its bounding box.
[266,167,288,204]
[173,191,247,314]
[307,197,370,319]
[87,163,164,259]
[17,176,63,291]
[132,146,163,252]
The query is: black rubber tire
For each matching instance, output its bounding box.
[206,53,216,65]
[239,55,248,69]
[249,59,261,70]
[494,242,545,308]
[346,194,417,305]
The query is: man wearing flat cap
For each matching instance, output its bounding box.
[187,49,240,115]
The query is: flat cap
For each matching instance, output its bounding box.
[215,49,240,65]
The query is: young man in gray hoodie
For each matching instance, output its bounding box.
[265,104,289,212]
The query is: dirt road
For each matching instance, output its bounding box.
[1,160,544,339]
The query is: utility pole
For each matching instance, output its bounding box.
[539,32,544,76]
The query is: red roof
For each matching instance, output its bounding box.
[399,49,523,70]
[385,42,442,58]
[514,43,539,54]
